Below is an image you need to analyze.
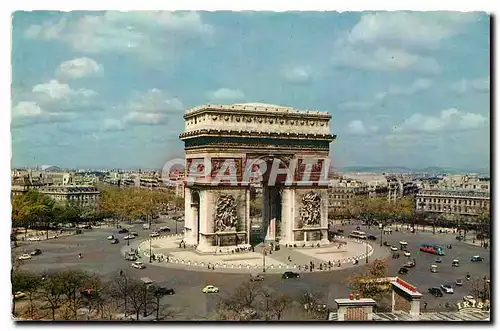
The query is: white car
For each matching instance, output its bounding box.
[130,232,139,237]
[463,295,475,302]
[124,234,135,240]
[202,285,219,293]
[131,262,146,269]
[107,235,114,240]
[27,237,40,242]
[440,284,454,294]
[403,251,411,257]
[150,232,160,238]
[390,246,398,251]
[18,253,32,260]
[399,240,408,246]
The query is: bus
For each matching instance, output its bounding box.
[349,230,367,240]
[420,244,445,256]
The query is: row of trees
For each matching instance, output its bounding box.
[12,262,170,321]
[11,187,185,242]
[214,280,329,321]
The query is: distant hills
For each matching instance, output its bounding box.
[339,166,490,175]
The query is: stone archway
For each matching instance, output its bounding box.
[180,103,336,253]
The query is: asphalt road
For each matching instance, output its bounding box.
[14,219,490,320]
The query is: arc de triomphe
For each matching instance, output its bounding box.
[179,103,336,253]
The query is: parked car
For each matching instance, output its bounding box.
[435,258,442,263]
[367,234,377,240]
[80,288,98,299]
[27,237,41,241]
[463,295,475,302]
[440,284,454,294]
[403,251,411,257]
[150,232,160,238]
[30,248,42,256]
[107,235,115,240]
[82,225,92,229]
[130,231,139,237]
[404,260,416,268]
[452,259,460,267]
[428,287,444,297]
[392,253,400,259]
[14,291,26,300]
[202,285,219,293]
[124,234,135,240]
[111,238,120,244]
[18,253,32,260]
[430,264,438,273]
[470,255,483,262]
[118,228,129,234]
[383,241,391,247]
[125,252,137,261]
[131,261,146,269]
[250,274,264,282]
[398,267,409,275]
[399,240,408,246]
[150,286,175,296]
[390,246,398,251]
[455,279,463,286]
[282,272,300,279]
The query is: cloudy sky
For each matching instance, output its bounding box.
[11,11,490,171]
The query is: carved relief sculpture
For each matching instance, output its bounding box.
[215,194,238,232]
[300,191,321,226]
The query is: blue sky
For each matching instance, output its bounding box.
[11,11,490,171]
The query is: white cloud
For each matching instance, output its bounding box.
[107,89,183,127]
[32,79,97,101]
[12,101,45,117]
[56,57,103,80]
[394,108,488,133]
[332,46,441,74]
[123,112,166,125]
[24,12,214,61]
[283,66,312,84]
[346,120,378,135]
[451,77,490,94]
[347,12,479,50]
[102,118,124,131]
[206,88,246,103]
[376,78,433,100]
[333,12,479,73]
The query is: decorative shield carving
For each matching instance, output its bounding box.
[215,195,238,232]
[300,191,321,226]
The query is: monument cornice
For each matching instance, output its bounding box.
[180,129,336,141]
[184,104,331,120]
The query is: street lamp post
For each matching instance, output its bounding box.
[262,248,267,273]
[365,243,369,264]
[149,239,152,263]
[127,235,130,246]
[379,223,383,247]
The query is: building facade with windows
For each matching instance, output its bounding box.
[415,189,490,220]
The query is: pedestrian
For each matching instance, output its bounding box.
[424,302,428,310]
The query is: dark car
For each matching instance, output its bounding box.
[111,238,120,244]
[337,229,344,233]
[383,241,391,247]
[392,253,400,259]
[30,248,42,256]
[118,228,129,234]
[398,267,409,275]
[80,288,98,299]
[428,287,444,297]
[282,272,300,279]
[250,274,264,282]
[150,286,175,296]
[367,234,377,240]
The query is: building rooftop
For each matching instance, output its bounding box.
[328,310,490,321]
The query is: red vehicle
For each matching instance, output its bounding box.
[420,244,445,256]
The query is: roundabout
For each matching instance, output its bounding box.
[136,233,376,274]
